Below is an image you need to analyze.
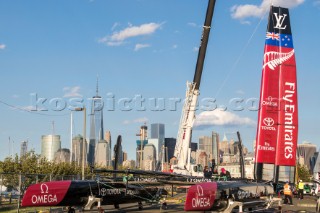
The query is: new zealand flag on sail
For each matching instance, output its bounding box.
[265,33,293,48]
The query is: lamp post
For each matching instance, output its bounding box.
[75,107,86,180]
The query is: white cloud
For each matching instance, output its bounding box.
[235,90,245,95]
[111,22,120,31]
[63,86,82,98]
[133,117,148,123]
[194,110,255,129]
[99,22,162,46]
[134,43,150,51]
[123,120,130,125]
[123,117,149,125]
[187,22,197,27]
[0,44,6,50]
[231,0,304,20]
[19,105,46,111]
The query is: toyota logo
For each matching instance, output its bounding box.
[263,117,274,126]
[101,188,107,196]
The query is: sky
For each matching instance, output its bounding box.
[0,0,319,161]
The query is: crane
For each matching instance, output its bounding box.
[173,0,217,176]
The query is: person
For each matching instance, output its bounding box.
[283,181,293,205]
[203,166,212,179]
[67,206,75,213]
[8,192,12,204]
[298,179,304,199]
[220,168,231,180]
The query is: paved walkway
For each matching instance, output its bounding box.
[93,195,319,213]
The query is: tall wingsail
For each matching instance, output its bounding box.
[255,6,298,180]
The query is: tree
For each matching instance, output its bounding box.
[297,165,312,182]
[0,150,85,190]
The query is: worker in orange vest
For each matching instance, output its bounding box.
[283,181,293,205]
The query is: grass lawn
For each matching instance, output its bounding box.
[0,201,65,213]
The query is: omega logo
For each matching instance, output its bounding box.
[40,184,49,194]
[197,185,204,196]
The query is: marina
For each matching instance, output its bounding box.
[1,0,320,212]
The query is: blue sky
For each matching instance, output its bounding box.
[0,0,319,161]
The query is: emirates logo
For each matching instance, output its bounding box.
[263,117,274,127]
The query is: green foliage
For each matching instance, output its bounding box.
[297,165,312,182]
[0,150,90,191]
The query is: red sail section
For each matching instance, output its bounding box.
[255,6,298,166]
[255,42,279,164]
[276,48,298,166]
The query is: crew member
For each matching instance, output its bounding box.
[283,181,293,205]
[220,168,231,180]
[203,166,212,179]
[298,180,304,199]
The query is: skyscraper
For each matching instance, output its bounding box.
[150,123,165,163]
[136,124,148,169]
[41,135,61,161]
[212,131,220,165]
[199,136,212,154]
[105,131,112,167]
[20,140,28,158]
[151,123,165,141]
[71,135,85,166]
[143,144,156,170]
[297,142,317,172]
[54,148,70,163]
[164,137,176,162]
[95,139,109,167]
[88,79,104,166]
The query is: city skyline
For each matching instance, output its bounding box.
[1,0,320,161]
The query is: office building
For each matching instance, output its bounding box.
[212,131,220,165]
[105,131,112,167]
[199,136,212,156]
[136,124,148,168]
[95,139,110,167]
[150,123,165,170]
[297,142,317,172]
[164,138,176,162]
[41,135,61,161]
[123,151,128,162]
[20,140,28,158]
[143,144,156,171]
[151,123,165,142]
[123,160,135,169]
[88,81,104,166]
[71,135,86,166]
[54,148,70,163]
[113,140,123,166]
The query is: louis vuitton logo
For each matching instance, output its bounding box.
[273,12,287,30]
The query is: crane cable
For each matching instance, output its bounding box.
[214,7,269,98]
[0,99,69,116]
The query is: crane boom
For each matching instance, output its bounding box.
[173,0,216,175]
[193,0,216,90]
